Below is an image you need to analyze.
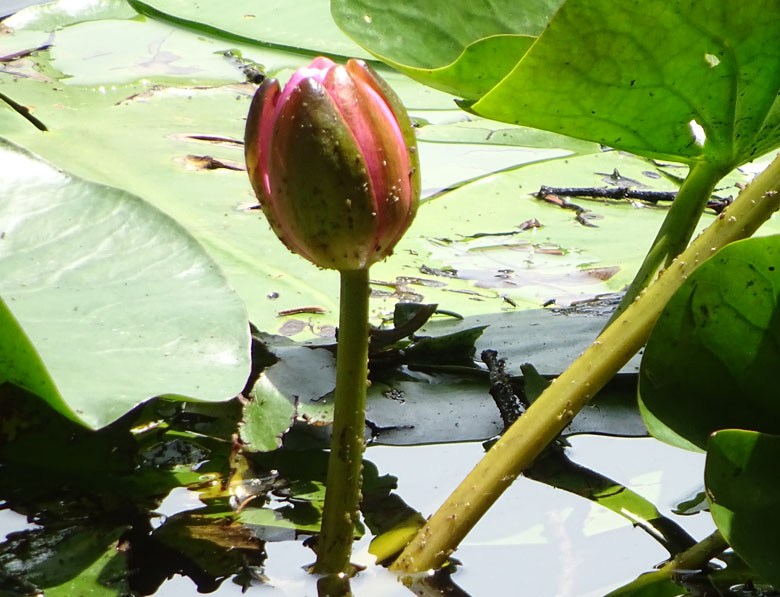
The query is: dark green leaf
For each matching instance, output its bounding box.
[0,525,127,594]
[706,429,780,587]
[640,236,780,449]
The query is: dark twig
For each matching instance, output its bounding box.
[536,185,732,214]
[0,92,47,131]
[480,350,526,429]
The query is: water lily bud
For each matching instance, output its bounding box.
[245,57,420,271]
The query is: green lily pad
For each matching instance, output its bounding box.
[331,0,564,100]
[472,0,780,167]
[3,0,136,31]
[0,138,250,429]
[4,4,772,344]
[128,0,371,60]
[239,375,296,452]
[639,236,780,450]
[706,429,780,587]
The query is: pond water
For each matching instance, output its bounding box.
[48,434,709,597]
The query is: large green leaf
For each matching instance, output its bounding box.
[128,0,371,60]
[0,138,250,429]
[332,0,564,99]
[639,236,780,449]
[472,0,780,167]
[706,429,780,587]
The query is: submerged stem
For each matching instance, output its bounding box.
[391,153,780,574]
[314,268,370,574]
[608,160,729,323]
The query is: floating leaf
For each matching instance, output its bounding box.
[0,138,250,429]
[129,0,370,59]
[240,375,296,452]
[0,525,128,595]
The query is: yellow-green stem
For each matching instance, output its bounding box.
[609,159,730,323]
[314,268,370,574]
[391,153,780,573]
[660,529,728,572]
[604,530,729,595]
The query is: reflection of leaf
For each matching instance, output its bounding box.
[706,429,780,587]
[0,138,250,429]
[640,236,780,449]
[526,448,694,556]
[472,0,780,167]
[154,510,266,577]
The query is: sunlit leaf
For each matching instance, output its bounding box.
[0,139,250,429]
[129,0,370,59]
[472,0,780,167]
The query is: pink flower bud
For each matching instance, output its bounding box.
[245,57,420,271]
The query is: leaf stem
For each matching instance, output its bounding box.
[390,152,780,573]
[609,159,730,323]
[604,530,729,595]
[660,529,728,572]
[314,268,370,574]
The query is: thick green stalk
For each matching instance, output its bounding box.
[391,153,780,573]
[609,159,730,323]
[314,268,370,574]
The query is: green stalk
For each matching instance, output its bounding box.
[660,529,728,572]
[391,153,780,574]
[314,268,370,574]
[604,530,729,595]
[609,159,730,323]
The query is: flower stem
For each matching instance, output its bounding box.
[391,152,780,573]
[608,159,729,324]
[314,268,371,574]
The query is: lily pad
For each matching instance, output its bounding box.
[129,0,371,60]
[0,138,250,429]
[639,236,780,450]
